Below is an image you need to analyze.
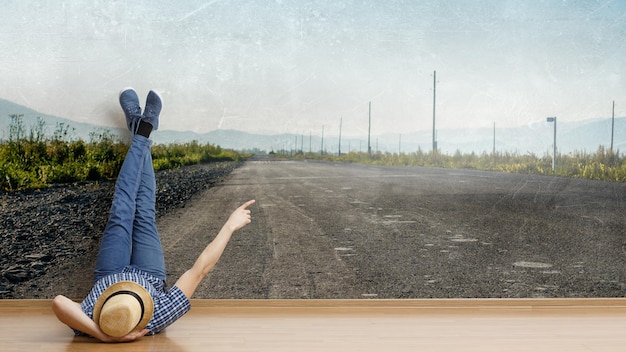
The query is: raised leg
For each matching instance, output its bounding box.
[129,148,166,281]
[93,135,152,282]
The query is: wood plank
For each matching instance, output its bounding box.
[1,299,626,351]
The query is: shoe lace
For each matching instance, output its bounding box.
[128,110,142,134]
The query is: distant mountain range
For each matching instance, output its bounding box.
[1,97,624,155]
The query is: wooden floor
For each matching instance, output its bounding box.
[2,298,626,351]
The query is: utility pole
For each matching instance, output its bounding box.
[321,125,324,156]
[432,70,437,153]
[547,116,557,170]
[368,101,372,156]
[611,100,615,153]
[493,122,496,155]
[338,117,342,156]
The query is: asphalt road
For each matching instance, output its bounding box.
[160,156,626,299]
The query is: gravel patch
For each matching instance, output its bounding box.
[0,161,241,298]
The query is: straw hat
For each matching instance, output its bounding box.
[93,281,154,337]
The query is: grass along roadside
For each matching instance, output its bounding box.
[273,145,626,182]
[0,114,248,191]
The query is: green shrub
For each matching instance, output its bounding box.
[1,118,245,191]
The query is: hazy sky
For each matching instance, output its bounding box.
[1,0,625,137]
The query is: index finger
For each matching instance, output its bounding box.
[240,199,256,209]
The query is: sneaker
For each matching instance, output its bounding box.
[119,87,142,132]
[143,90,162,131]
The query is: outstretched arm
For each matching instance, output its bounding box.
[51,295,148,343]
[175,200,255,299]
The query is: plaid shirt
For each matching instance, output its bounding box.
[75,266,191,336]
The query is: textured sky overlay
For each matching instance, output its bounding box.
[1,0,625,138]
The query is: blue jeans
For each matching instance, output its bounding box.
[94,135,166,282]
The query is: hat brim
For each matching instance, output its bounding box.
[93,280,154,336]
